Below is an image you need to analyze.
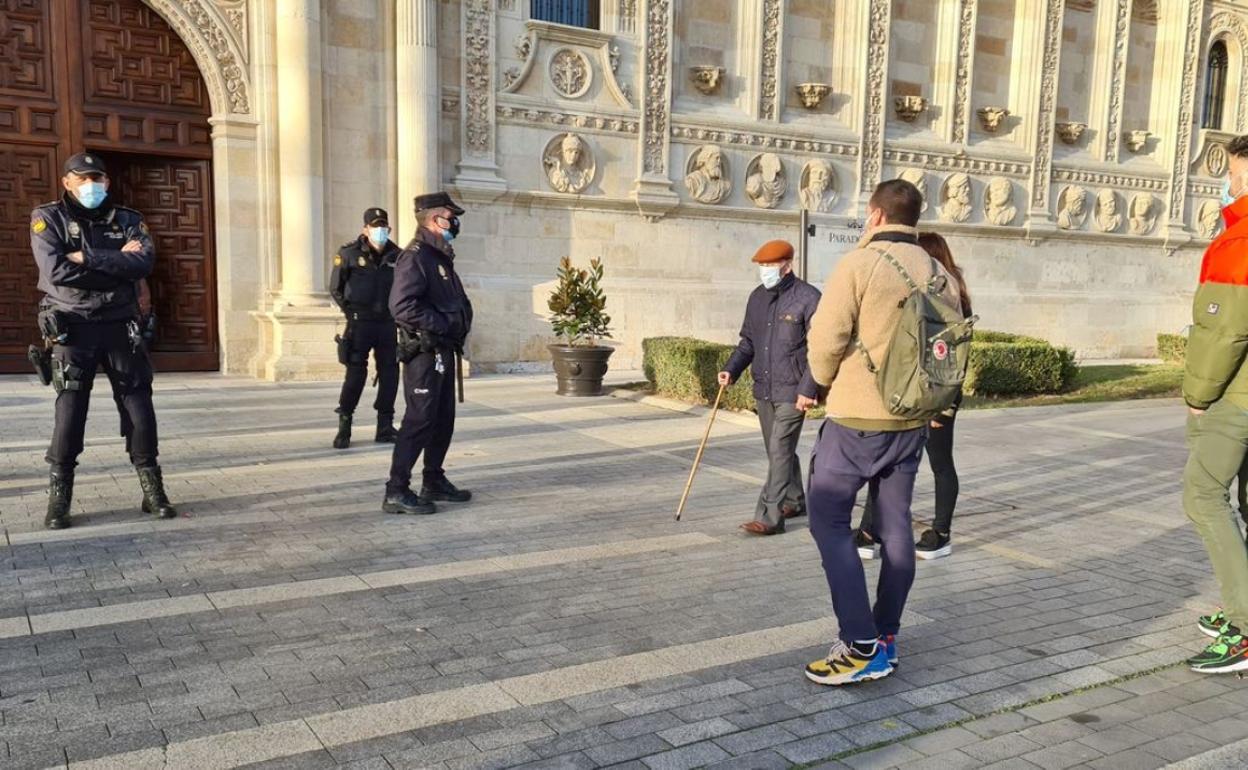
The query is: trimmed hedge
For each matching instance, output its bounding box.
[642,337,756,411]
[965,343,1072,396]
[1157,333,1187,365]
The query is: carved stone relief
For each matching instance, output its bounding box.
[1056,185,1089,230]
[641,0,672,177]
[899,169,928,212]
[951,0,977,144]
[1129,193,1157,235]
[1209,14,1248,133]
[1196,199,1223,240]
[461,0,494,157]
[550,49,592,98]
[745,153,788,209]
[985,177,1018,226]
[1029,0,1064,214]
[146,0,252,114]
[800,160,838,212]
[684,145,732,204]
[1207,143,1230,178]
[860,0,891,193]
[939,173,973,223]
[542,133,596,193]
[1094,190,1122,233]
[1104,0,1130,162]
[1132,0,1158,23]
[673,125,857,156]
[619,0,637,33]
[1169,0,1203,223]
[759,0,782,120]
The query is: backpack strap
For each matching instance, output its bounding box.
[866,244,919,292]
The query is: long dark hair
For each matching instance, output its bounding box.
[918,232,970,314]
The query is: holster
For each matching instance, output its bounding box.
[51,357,85,395]
[37,309,68,345]
[27,345,52,386]
[397,328,443,364]
[335,322,352,365]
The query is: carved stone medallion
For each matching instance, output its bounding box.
[940,173,973,223]
[542,133,596,194]
[1094,189,1122,233]
[1128,193,1157,235]
[684,145,732,204]
[899,168,928,212]
[1056,185,1089,230]
[984,177,1018,226]
[799,160,837,212]
[550,48,592,98]
[1196,199,1223,240]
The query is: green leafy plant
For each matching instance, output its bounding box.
[548,256,612,346]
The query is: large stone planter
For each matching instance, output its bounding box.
[549,344,614,397]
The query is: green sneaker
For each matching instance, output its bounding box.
[1188,625,1248,674]
[1199,608,1228,639]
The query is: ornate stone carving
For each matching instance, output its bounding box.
[498,104,639,134]
[1170,0,1203,224]
[1196,199,1223,240]
[673,125,857,156]
[689,66,724,95]
[1028,0,1064,214]
[503,68,520,89]
[977,106,1010,133]
[1129,193,1157,235]
[1104,0,1130,162]
[1056,122,1087,145]
[515,34,532,61]
[951,0,977,144]
[1209,13,1248,133]
[543,133,596,193]
[1053,167,1167,192]
[462,0,493,156]
[759,0,782,120]
[609,44,620,73]
[1056,185,1089,230]
[894,96,928,123]
[899,169,929,212]
[1094,189,1122,233]
[550,49,591,98]
[684,145,732,204]
[146,0,252,114]
[745,153,787,209]
[1132,0,1158,23]
[886,149,1029,177]
[795,83,832,110]
[619,0,638,34]
[641,0,672,176]
[1206,143,1230,177]
[940,173,973,223]
[985,177,1018,226]
[800,160,838,212]
[860,0,890,193]
[1123,130,1150,153]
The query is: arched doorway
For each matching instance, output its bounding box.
[0,0,219,372]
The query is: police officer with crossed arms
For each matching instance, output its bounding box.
[329,207,401,449]
[30,153,178,529]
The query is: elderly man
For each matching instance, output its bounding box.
[719,240,821,536]
[383,192,474,516]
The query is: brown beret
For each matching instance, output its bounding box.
[752,240,795,264]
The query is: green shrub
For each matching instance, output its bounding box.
[973,329,1048,345]
[965,342,1071,396]
[642,337,756,411]
[1157,333,1187,365]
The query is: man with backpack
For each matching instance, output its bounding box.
[803,179,971,686]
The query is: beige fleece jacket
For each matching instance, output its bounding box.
[807,224,959,431]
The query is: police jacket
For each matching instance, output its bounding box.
[30,193,154,324]
[724,272,821,404]
[389,228,473,346]
[330,235,400,321]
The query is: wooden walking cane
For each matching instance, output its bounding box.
[675,383,727,521]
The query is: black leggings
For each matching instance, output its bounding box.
[861,413,959,535]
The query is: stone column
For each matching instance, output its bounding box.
[209,116,263,374]
[630,0,679,219]
[1164,0,1205,246]
[855,0,891,212]
[1091,0,1131,163]
[397,0,440,241]
[941,0,978,146]
[758,0,785,123]
[275,0,326,305]
[453,0,507,198]
[1020,0,1065,239]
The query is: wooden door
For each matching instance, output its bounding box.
[0,0,219,373]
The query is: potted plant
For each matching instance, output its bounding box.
[548,256,614,396]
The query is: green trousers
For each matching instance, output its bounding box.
[1184,399,1248,628]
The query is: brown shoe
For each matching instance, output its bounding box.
[740,520,784,536]
[781,506,806,520]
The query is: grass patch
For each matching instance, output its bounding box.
[963,364,1183,410]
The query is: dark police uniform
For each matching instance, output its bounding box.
[30,152,177,529]
[384,192,473,515]
[329,207,401,448]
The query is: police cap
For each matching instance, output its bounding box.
[64,152,108,177]
[414,192,465,216]
[363,207,389,226]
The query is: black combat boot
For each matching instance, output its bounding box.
[45,471,73,530]
[421,476,472,503]
[375,413,398,443]
[382,489,436,515]
[333,412,352,449]
[137,466,178,519]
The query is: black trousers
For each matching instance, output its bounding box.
[337,319,399,418]
[386,349,456,494]
[861,412,959,535]
[47,321,158,475]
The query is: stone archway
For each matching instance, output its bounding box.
[140,0,253,118]
[1207,11,1248,133]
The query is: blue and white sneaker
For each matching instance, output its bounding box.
[879,634,898,668]
[804,641,894,686]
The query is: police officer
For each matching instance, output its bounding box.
[383,192,473,515]
[329,207,401,449]
[30,152,178,529]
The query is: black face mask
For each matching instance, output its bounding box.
[439,215,461,240]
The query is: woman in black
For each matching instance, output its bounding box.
[855,232,971,560]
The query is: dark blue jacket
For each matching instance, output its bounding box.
[30,194,154,323]
[331,235,400,321]
[724,272,821,403]
[389,228,473,345]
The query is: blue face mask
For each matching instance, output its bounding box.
[368,227,389,246]
[759,265,783,289]
[76,181,107,209]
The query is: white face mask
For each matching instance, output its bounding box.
[368,227,389,246]
[759,265,784,289]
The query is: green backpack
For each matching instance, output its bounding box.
[855,246,978,420]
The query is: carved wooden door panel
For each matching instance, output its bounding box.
[0,0,218,373]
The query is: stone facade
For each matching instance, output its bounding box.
[152,0,1248,377]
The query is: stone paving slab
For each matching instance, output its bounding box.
[0,372,1238,769]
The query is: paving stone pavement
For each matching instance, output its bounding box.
[0,371,1238,769]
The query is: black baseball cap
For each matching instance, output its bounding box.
[64,152,108,176]
[414,192,465,216]
[363,207,389,226]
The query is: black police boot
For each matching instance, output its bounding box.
[45,471,73,530]
[421,476,472,503]
[137,466,178,519]
[333,413,352,449]
[375,413,398,443]
[382,489,436,515]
